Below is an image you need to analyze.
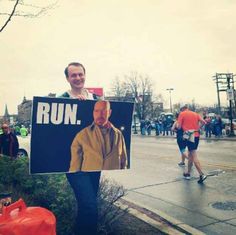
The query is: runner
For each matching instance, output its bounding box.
[177,105,207,184]
[171,112,188,166]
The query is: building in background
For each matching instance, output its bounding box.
[17,96,32,127]
[0,105,17,125]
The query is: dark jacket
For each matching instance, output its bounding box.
[0,132,19,158]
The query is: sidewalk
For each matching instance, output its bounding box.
[116,198,205,235]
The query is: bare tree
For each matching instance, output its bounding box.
[110,76,129,101]
[110,71,155,120]
[125,72,153,120]
[0,0,57,32]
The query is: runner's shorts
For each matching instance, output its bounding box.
[186,137,199,151]
[177,138,187,152]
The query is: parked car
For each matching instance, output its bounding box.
[234,119,236,130]
[222,118,236,129]
[208,113,216,118]
[17,135,30,158]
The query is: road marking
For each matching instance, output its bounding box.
[201,161,236,171]
[140,155,236,171]
[128,179,182,191]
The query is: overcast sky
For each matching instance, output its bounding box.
[0,0,236,115]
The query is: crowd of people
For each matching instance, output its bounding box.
[0,124,29,137]
[203,114,225,138]
[138,113,231,139]
[140,115,175,136]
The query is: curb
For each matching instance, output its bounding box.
[116,197,205,235]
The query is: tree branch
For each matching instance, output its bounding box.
[0,1,58,32]
[0,0,20,32]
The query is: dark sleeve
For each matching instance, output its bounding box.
[58,92,70,98]
[0,135,2,152]
[92,93,101,100]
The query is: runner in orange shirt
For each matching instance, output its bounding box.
[177,105,207,183]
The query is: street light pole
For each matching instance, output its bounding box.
[166,88,174,113]
[133,112,138,134]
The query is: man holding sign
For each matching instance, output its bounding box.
[30,62,133,235]
[61,62,101,235]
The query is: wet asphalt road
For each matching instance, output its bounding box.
[104,135,236,235]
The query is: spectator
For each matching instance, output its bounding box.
[154,118,160,136]
[167,117,175,136]
[162,116,168,136]
[14,125,21,135]
[146,119,152,135]
[158,118,163,135]
[140,120,146,135]
[214,115,223,138]
[0,123,19,159]
[204,116,212,138]
[20,125,28,137]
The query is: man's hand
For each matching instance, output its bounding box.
[76,95,87,100]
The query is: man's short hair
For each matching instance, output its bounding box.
[180,104,188,111]
[1,123,8,127]
[1,123,9,130]
[64,62,86,78]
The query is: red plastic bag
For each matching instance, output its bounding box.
[0,198,56,235]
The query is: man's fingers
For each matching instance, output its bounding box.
[77,95,86,100]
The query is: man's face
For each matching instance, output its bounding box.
[1,124,9,134]
[93,101,112,126]
[66,65,85,90]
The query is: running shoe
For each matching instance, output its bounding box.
[183,173,191,180]
[197,174,207,184]
[178,162,185,166]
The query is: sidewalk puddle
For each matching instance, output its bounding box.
[211,201,236,211]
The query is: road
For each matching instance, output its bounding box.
[103,135,236,235]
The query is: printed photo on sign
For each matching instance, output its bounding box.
[30,96,134,174]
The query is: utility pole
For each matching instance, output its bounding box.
[133,91,138,134]
[166,88,174,113]
[215,73,221,115]
[213,73,235,136]
[226,74,235,136]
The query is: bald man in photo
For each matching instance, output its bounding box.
[69,100,127,172]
